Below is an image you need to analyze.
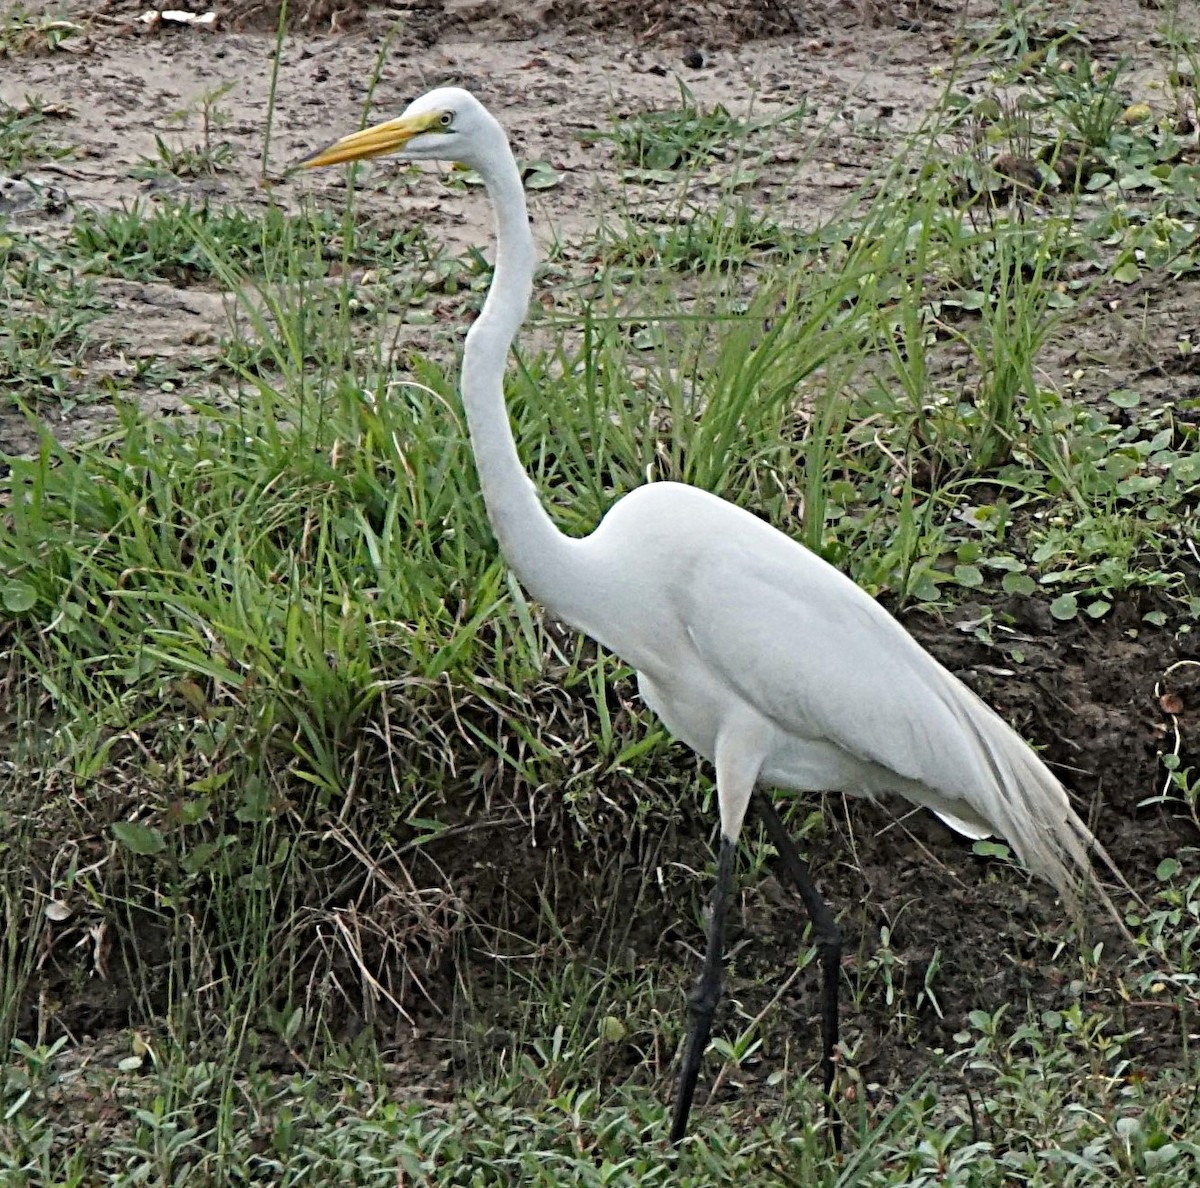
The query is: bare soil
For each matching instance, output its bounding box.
[3,0,1199,1132]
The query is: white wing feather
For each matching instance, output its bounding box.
[682,540,1099,903]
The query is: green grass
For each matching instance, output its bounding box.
[0,7,83,58]
[69,198,432,285]
[1,3,1199,1183]
[0,990,1196,1184]
[0,96,72,169]
[579,80,806,182]
[129,83,239,181]
[0,231,105,405]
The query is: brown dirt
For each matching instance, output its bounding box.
[3,0,1199,1136]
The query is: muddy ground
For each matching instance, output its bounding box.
[3,0,1199,1130]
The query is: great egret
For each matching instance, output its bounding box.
[303,88,1123,1146]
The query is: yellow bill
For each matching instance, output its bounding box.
[301,111,442,168]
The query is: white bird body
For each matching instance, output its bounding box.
[303,86,1121,1144]
[526,477,1084,867]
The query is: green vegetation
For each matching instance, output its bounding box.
[0,6,83,58]
[0,232,104,406]
[129,83,241,182]
[580,81,806,182]
[70,199,430,284]
[0,3,1198,1184]
[0,96,72,170]
[1,1004,1195,1184]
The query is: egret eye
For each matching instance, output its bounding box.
[439,111,454,128]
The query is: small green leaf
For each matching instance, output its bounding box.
[1112,260,1141,284]
[187,771,233,796]
[1107,389,1140,409]
[1085,599,1111,619]
[406,816,449,842]
[522,162,563,190]
[1170,454,1200,483]
[1002,572,1037,596]
[235,778,271,824]
[598,1016,626,1042]
[1,582,37,614]
[954,564,984,588]
[1156,857,1181,882]
[910,576,942,603]
[1143,610,1167,626]
[181,841,218,875]
[973,840,1012,860]
[1117,474,1161,496]
[1103,453,1137,480]
[1049,593,1078,621]
[282,1006,304,1042]
[178,796,212,825]
[112,821,165,856]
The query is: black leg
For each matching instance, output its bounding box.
[755,790,844,1150]
[670,834,736,1144]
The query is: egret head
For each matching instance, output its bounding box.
[301,87,502,175]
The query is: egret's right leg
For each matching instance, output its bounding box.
[755,790,844,1150]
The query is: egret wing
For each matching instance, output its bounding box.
[682,540,1093,895]
[684,545,977,787]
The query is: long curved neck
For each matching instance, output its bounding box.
[462,137,581,610]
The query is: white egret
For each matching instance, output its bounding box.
[303,88,1124,1146]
